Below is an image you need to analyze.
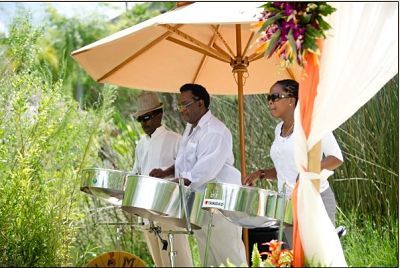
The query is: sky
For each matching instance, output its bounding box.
[0,2,138,34]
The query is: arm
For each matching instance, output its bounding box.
[149,164,175,178]
[321,155,343,171]
[244,167,277,186]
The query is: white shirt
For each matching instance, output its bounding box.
[270,121,343,195]
[175,111,241,192]
[132,125,181,176]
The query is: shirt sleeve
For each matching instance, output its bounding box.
[173,134,181,161]
[180,132,230,190]
[321,132,344,161]
[131,142,141,174]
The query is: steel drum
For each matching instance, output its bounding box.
[80,168,128,206]
[202,182,292,228]
[121,175,209,230]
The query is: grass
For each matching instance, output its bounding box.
[337,211,399,267]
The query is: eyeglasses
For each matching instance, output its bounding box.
[266,92,293,102]
[137,110,161,123]
[176,98,200,111]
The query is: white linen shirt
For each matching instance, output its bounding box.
[132,125,181,177]
[270,121,343,196]
[175,111,241,192]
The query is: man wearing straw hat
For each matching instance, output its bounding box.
[150,84,247,267]
[132,91,193,267]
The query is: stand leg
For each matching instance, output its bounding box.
[278,185,287,246]
[168,232,177,267]
[116,226,122,251]
[204,212,214,267]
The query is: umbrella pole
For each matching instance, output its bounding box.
[234,24,247,182]
[234,24,250,265]
[237,73,246,180]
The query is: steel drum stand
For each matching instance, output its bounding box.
[90,198,147,252]
[203,211,214,267]
[147,178,195,268]
[278,184,287,244]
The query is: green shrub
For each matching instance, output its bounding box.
[0,13,117,266]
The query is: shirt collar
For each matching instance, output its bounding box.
[184,110,212,134]
[148,125,166,139]
[197,110,212,128]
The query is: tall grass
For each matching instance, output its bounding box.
[333,76,398,224]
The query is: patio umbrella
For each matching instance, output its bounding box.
[71,1,303,181]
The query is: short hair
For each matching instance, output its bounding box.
[180,83,210,108]
[274,79,299,102]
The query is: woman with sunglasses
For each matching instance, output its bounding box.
[244,79,343,247]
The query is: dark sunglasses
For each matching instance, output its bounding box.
[137,110,162,123]
[266,92,293,102]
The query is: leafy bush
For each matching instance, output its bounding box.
[0,12,117,266]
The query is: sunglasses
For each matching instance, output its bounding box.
[266,92,293,102]
[137,110,162,123]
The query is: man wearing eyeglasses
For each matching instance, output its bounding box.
[132,91,193,267]
[150,84,247,267]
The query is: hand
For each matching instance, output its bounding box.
[149,168,167,178]
[167,178,192,186]
[244,170,264,186]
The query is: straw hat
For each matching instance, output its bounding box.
[134,91,163,117]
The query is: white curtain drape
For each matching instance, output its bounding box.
[294,2,398,266]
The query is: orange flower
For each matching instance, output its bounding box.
[260,240,293,267]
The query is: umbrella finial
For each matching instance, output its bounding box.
[176,2,194,8]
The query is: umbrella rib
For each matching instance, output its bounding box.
[212,43,232,60]
[242,32,255,58]
[248,52,264,62]
[166,36,230,63]
[160,24,230,62]
[192,25,221,83]
[211,25,236,58]
[97,26,181,83]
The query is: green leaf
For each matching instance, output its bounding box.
[287,29,298,62]
[251,243,262,267]
[305,24,322,38]
[300,13,312,24]
[318,3,337,16]
[264,29,281,58]
[258,13,283,33]
[317,18,332,31]
[303,38,318,52]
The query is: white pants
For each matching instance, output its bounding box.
[143,221,193,267]
[193,212,248,267]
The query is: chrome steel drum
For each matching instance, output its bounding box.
[80,168,127,206]
[187,191,209,228]
[121,175,208,230]
[202,182,292,228]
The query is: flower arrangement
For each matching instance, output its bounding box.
[222,240,293,267]
[253,2,336,66]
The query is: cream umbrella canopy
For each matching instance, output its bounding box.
[71,1,302,180]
